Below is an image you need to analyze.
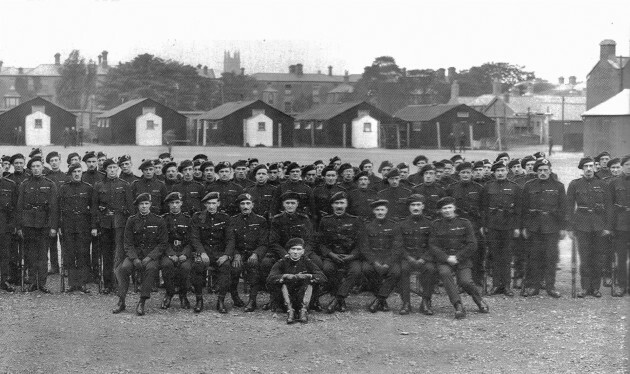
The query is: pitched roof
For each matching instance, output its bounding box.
[394,104,460,122]
[582,89,630,116]
[0,96,75,118]
[251,72,361,84]
[27,64,61,76]
[328,83,354,94]
[0,64,110,77]
[295,101,365,121]
[508,95,586,121]
[194,100,258,120]
[97,98,149,118]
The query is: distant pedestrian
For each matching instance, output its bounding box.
[458,132,466,153]
[548,136,554,156]
[449,132,456,153]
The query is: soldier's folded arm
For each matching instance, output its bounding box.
[267,260,285,284]
[307,260,326,284]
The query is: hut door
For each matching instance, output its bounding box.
[25,111,51,146]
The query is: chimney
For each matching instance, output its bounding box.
[599,39,616,60]
[197,64,202,69]
[568,76,577,85]
[558,76,565,84]
[525,84,534,96]
[18,67,23,74]
[54,53,61,65]
[289,65,296,74]
[98,55,102,65]
[492,79,501,96]
[240,67,245,76]
[402,68,407,77]
[447,67,457,83]
[449,80,459,103]
[296,63,303,76]
[344,70,349,83]
[101,50,108,67]
[436,68,446,81]
[203,66,208,75]
[503,92,510,103]
[328,65,333,76]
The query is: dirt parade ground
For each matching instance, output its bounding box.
[0,145,628,373]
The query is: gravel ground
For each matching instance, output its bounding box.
[0,145,628,373]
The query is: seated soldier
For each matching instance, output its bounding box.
[266,238,326,324]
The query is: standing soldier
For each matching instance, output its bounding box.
[112,193,168,316]
[118,155,139,185]
[373,161,393,192]
[318,192,364,314]
[96,152,108,175]
[302,165,319,189]
[378,168,412,221]
[205,162,244,217]
[66,152,81,169]
[609,155,630,297]
[408,155,429,186]
[131,160,168,215]
[159,192,193,309]
[162,161,179,193]
[7,154,29,288]
[16,156,58,293]
[229,193,269,312]
[337,163,356,191]
[430,197,489,319]
[172,160,205,215]
[347,171,378,222]
[0,166,17,291]
[267,163,282,187]
[232,160,255,189]
[244,164,277,220]
[313,165,346,224]
[200,161,216,188]
[594,152,612,179]
[189,192,235,313]
[92,159,134,294]
[412,164,446,220]
[58,163,93,293]
[45,151,69,275]
[521,159,567,298]
[359,159,382,187]
[601,157,622,286]
[567,157,611,298]
[81,151,103,187]
[273,162,315,217]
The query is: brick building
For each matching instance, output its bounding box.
[586,39,630,110]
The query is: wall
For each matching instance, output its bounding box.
[136,112,163,146]
[243,113,273,147]
[351,115,378,148]
[583,115,630,156]
[587,61,630,110]
[25,111,51,145]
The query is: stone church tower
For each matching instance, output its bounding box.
[223,51,241,74]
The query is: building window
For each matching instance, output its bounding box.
[284,102,292,113]
[315,123,323,130]
[146,120,155,130]
[363,122,372,132]
[142,107,156,115]
[412,123,422,131]
[294,122,301,130]
[211,122,218,130]
[258,122,266,131]
[5,97,19,107]
[34,119,43,129]
[285,84,292,96]
[304,122,312,130]
[457,112,469,118]
[313,94,320,103]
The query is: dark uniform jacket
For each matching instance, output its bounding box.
[131,177,168,215]
[233,176,255,189]
[567,176,610,232]
[317,212,363,258]
[46,169,70,187]
[378,186,412,221]
[164,178,179,193]
[229,212,268,258]
[269,212,315,258]
[172,180,205,215]
[7,170,30,187]
[313,184,346,221]
[16,175,58,230]
[608,173,630,231]
[119,171,139,185]
[521,178,567,233]
[190,210,235,258]
[92,177,134,229]
[338,180,356,191]
[407,172,422,186]
[399,214,433,262]
[429,216,476,268]
[481,179,521,230]
[273,180,315,217]
[447,180,484,226]
[123,212,168,260]
[411,183,446,220]
[360,218,402,264]
[162,211,193,258]
[244,183,277,219]
[595,168,612,180]
[0,178,17,234]
[58,180,94,233]
[81,169,103,187]
[205,179,244,216]
[347,187,378,221]
[267,255,326,285]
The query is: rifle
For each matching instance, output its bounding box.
[570,233,577,298]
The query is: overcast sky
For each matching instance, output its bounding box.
[1,0,629,82]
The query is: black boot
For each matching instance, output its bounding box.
[368,297,381,313]
[244,296,257,312]
[338,297,347,312]
[380,299,390,312]
[298,307,308,323]
[286,308,295,324]
[112,298,126,314]
[454,302,466,319]
[216,296,227,314]
[473,295,490,313]
[309,297,323,312]
[180,294,191,309]
[419,298,434,315]
[194,296,204,313]
[399,302,411,315]
[231,292,245,308]
[1,280,15,292]
[136,298,146,316]
[161,294,173,309]
[326,297,339,314]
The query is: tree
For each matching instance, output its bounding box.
[351,56,410,113]
[220,72,256,104]
[457,62,536,97]
[56,50,96,109]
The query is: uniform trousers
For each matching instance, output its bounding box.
[528,232,559,290]
[513,236,531,280]
[436,264,481,305]
[322,259,362,297]
[266,279,313,310]
[62,232,91,288]
[361,261,401,298]
[48,234,59,272]
[160,257,191,296]
[487,229,514,288]
[230,252,262,296]
[24,227,49,288]
[99,228,124,290]
[400,260,437,303]
[614,231,630,289]
[191,256,230,296]
[115,257,159,299]
[0,233,10,282]
[575,231,604,291]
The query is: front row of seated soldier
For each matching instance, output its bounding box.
[110,187,489,322]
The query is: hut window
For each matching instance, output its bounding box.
[363,122,372,132]
[210,122,218,130]
[315,123,323,130]
[142,107,156,115]
[294,122,301,130]
[258,122,266,131]
[457,112,469,118]
[34,119,43,129]
[304,122,312,130]
[412,123,422,131]
[146,120,155,130]
[285,84,292,96]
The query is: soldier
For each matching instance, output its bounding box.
[435,160,457,187]
[267,163,282,187]
[229,193,269,312]
[204,162,244,217]
[1,155,11,177]
[16,156,58,293]
[131,160,168,215]
[359,159,382,186]
[329,156,342,170]
[45,151,69,275]
[162,161,179,192]
[412,164,446,220]
[232,160,255,189]
[521,159,567,298]
[8,153,30,185]
[66,152,81,169]
[313,165,346,224]
[92,158,134,294]
[378,168,412,221]
[0,166,17,291]
[160,192,193,309]
[199,161,216,188]
[58,163,93,293]
[302,164,320,189]
[192,159,204,183]
[318,191,364,314]
[244,164,277,220]
[190,192,234,313]
[347,171,378,222]
[602,157,622,286]
[608,155,630,297]
[607,158,622,179]
[373,160,393,192]
[153,159,165,182]
[112,193,168,316]
[81,151,103,187]
[508,159,525,182]
[118,155,139,185]
[397,194,436,315]
[272,162,315,217]
[396,162,415,189]
[430,197,489,318]
[96,152,107,175]
[337,163,356,191]
[567,157,611,298]
[472,161,486,185]
[172,160,205,215]
[481,162,521,296]
[594,151,612,179]
[266,238,326,324]
[408,155,429,186]
[361,200,402,313]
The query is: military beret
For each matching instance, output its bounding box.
[200,161,215,172]
[133,192,151,205]
[117,154,131,165]
[232,160,248,169]
[96,151,107,159]
[158,152,172,160]
[285,237,305,250]
[10,153,25,164]
[329,156,341,164]
[450,154,464,163]
[283,160,292,168]
[533,151,546,160]
[28,148,42,158]
[192,154,207,162]
[412,155,428,165]
[280,191,300,202]
[354,171,369,181]
[164,192,182,204]
[359,159,372,170]
[369,199,389,209]
[577,157,595,169]
[337,163,353,174]
[192,159,203,167]
[436,196,456,210]
[433,161,445,169]
[440,159,453,165]
[520,155,536,168]
[407,194,426,204]
[329,191,348,204]
[456,162,473,172]
[621,155,630,166]
[214,162,231,172]
[607,158,621,168]
[490,161,507,172]
[67,163,83,174]
[247,158,259,165]
[26,156,43,169]
[268,163,280,171]
[419,164,436,176]
[285,162,300,172]
[396,162,409,170]
[321,165,337,176]
[482,159,492,166]
[378,160,393,173]
[83,151,97,162]
[253,164,268,174]
[152,159,162,167]
[507,159,521,169]
[235,193,253,204]
[102,158,116,169]
[533,158,551,172]
[162,161,177,175]
[138,159,154,170]
[301,164,316,176]
[178,159,193,172]
[201,191,220,203]
[45,151,60,163]
[65,152,78,165]
[594,151,611,162]
[313,159,325,166]
[386,168,400,179]
[473,161,485,170]
[495,152,509,162]
[1,155,10,163]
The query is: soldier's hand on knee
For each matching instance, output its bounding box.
[17,229,23,239]
[232,254,242,268]
[512,229,520,238]
[521,228,529,239]
[217,255,230,266]
[601,230,611,237]
[247,253,258,265]
[169,255,179,263]
[141,257,151,267]
[49,229,57,237]
[282,274,296,282]
[447,255,458,266]
[133,258,142,269]
[200,252,210,264]
[329,253,344,264]
[91,229,99,237]
[178,255,187,262]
